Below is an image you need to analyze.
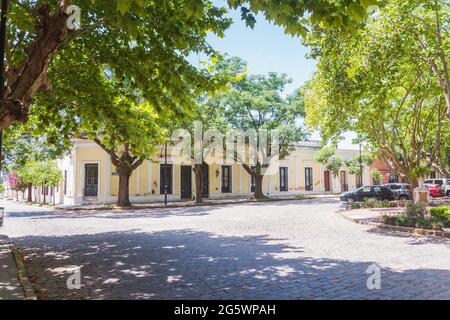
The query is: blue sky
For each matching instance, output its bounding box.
[191,2,358,149]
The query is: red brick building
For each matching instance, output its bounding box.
[370,159,408,185]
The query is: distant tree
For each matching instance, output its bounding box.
[218,64,306,199]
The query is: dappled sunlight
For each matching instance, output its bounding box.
[11,229,450,300]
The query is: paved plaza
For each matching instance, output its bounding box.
[0,199,449,299]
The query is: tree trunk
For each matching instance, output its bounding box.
[193,164,203,204]
[27,183,32,202]
[252,174,267,199]
[1,3,72,130]
[43,186,46,203]
[117,167,132,207]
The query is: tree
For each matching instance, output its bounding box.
[173,56,245,203]
[345,154,373,182]
[304,0,450,186]
[315,146,343,193]
[217,62,306,198]
[6,171,26,200]
[1,0,380,131]
[2,0,232,130]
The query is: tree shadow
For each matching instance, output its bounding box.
[13,229,450,300]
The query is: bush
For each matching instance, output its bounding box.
[383,215,446,230]
[405,201,427,220]
[351,202,362,209]
[430,206,450,221]
[363,198,384,208]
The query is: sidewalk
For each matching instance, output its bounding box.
[55,194,340,211]
[0,235,28,300]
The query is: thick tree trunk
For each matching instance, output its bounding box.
[0,2,72,130]
[27,183,32,202]
[193,164,203,204]
[252,174,266,199]
[117,167,132,207]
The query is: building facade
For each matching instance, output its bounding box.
[54,139,370,206]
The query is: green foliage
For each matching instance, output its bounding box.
[369,168,382,185]
[315,146,342,178]
[227,0,381,36]
[304,0,450,180]
[430,206,450,221]
[345,153,373,176]
[383,215,447,230]
[214,58,306,162]
[405,201,427,220]
[18,161,61,188]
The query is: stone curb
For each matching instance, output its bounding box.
[10,245,37,300]
[339,210,450,239]
[55,196,330,212]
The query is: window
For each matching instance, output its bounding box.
[64,170,67,195]
[430,171,436,179]
[424,180,433,184]
[434,179,443,186]
[280,167,288,192]
[160,164,173,194]
[305,167,313,191]
[389,184,402,190]
[389,175,399,183]
[221,166,232,193]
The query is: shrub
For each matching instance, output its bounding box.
[351,202,362,209]
[430,206,450,221]
[363,198,383,208]
[383,215,447,230]
[405,201,427,220]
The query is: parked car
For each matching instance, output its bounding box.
[424,178,450,197]
[383,183,412,200]
[424,183,444,198]
[340,185,395,203]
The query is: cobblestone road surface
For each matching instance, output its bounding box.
[1,199,449,299]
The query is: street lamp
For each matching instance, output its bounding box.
[164,142,168,206]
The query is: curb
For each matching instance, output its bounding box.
[10,245,37,300]
[55,196,329,212]
[338,210,450,239]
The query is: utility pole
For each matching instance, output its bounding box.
[0,0,9,181]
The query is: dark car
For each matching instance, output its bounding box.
[383,183,412,200]
[340,185,395,204]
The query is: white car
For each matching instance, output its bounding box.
[424,178,450,197]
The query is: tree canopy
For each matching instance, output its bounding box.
[304,0,450,183]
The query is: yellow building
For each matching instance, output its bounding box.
[55,139,370,205]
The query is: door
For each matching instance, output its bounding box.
[84,164,99,197]
[280,167,288,191]
[305,167,313,191]
[340,170,348,192]
[160,164,173,194]
[201,163,209,198]
[221,166,232,193]
[324,170,331,192]
[180,166,192,199]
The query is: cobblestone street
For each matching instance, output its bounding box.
[1,199,449,300]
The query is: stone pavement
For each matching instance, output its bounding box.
[1,199,449,300]
[0,235,26,300]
